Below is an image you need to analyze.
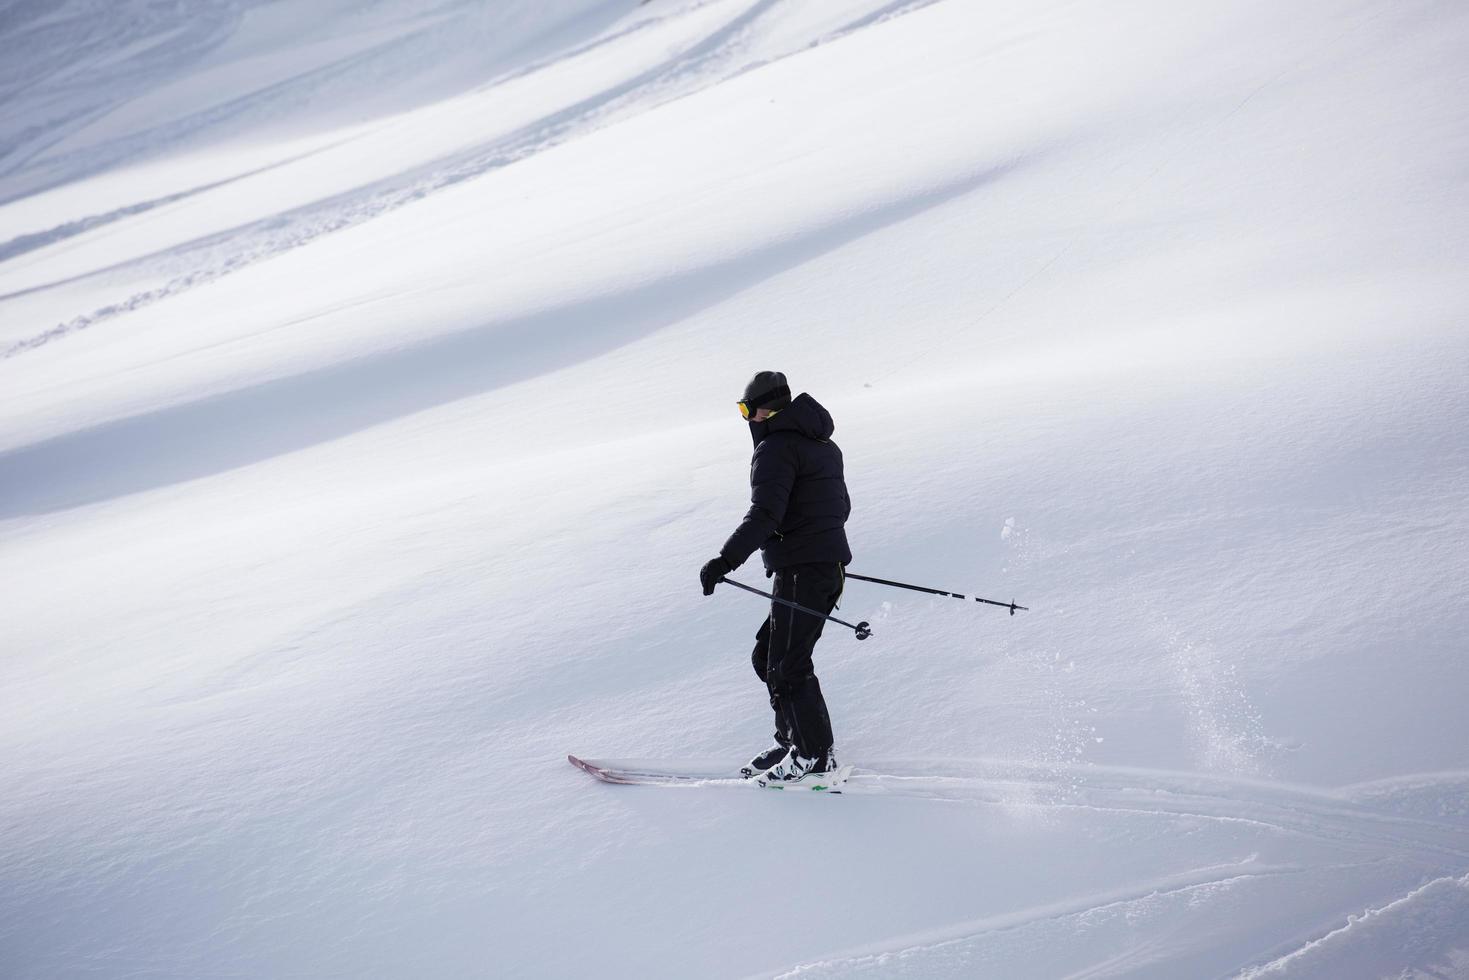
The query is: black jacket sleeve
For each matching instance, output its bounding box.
[720,436,798,569]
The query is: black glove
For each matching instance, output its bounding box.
[700,556,733,596]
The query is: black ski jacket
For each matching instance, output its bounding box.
[721,393,852,573]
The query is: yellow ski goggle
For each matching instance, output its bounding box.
[737,401,781,420]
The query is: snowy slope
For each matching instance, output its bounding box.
[2,1,1468,977]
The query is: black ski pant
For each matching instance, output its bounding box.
[750,561,843,760]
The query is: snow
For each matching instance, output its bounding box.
[2,0,1468,977]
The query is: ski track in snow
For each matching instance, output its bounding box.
[0,0,947,357]
[1236,872,1469,979]
[771,867,1469,980]
[577,757,1469,977]
[767,863,1321,980]
[850,768,1469,866]
[595,757,1469,867]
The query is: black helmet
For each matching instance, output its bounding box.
[738,371,792,419]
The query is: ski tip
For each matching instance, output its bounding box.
[568,755,620,783]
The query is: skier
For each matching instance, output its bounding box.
[699,371,852,785]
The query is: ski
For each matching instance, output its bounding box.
[756,764,854,792]
[569,755,853,793]
[567,755,743,785]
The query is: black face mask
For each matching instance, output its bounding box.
[747,414,770,446]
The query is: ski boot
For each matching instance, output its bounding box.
[740,742,792,779]
[756,748,850,791]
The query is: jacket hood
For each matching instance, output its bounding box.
[750,392,834,445]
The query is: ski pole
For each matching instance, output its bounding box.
[718,577,873,640]
[844,572,1029,616]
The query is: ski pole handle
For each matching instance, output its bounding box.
[718,577,872,640]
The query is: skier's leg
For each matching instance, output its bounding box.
[768,562,843,759]
[751,585,790,748]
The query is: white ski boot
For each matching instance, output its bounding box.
[755,748,851,791]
